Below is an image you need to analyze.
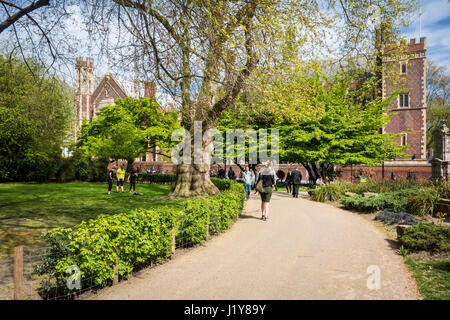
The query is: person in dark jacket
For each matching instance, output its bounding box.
[285,170,292,194]
[228,167,236,180]
[256,163,275,221]
[128,168,138,193]
[218,167,226,179]
[290,166,302,198]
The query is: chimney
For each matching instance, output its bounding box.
[144,81,156,97]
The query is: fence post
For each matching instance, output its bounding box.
[171,226,176,255]
[205,214,210,241]
[13,246,23,300]
[113,263,119,285]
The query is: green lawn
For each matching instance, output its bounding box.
[0,182,178,257]
[405,256,450,300]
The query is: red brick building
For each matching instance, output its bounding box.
[382,37,427,160]
[75,57,163,162]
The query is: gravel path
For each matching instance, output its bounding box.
[91,191,419,300]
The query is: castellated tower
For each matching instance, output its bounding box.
[383,37,427,160]
[75,57,94,133]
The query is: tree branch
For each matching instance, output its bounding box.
[0,0,50,34]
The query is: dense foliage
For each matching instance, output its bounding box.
[77,96,180,169]
[0,55,75,182]
[398,222,450,253]
[340,189,416,213]
[34,178,244,299]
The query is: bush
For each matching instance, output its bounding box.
[406,187,442,217]
[397,222,450,253]
[340,189,415,213]
[34,207,179,299]
[35,179,245,299]
[310,183,350,202]
[138,173,176,184]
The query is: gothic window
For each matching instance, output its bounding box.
[399,94,409,108]
[400,62,407,74]
[401,134,407,146]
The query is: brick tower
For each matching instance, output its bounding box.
[75,57,94,133]
[382,38,427,160]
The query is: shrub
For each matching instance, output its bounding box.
[406,187,442,217]
[138,173,176,184]
[35,179,245,299]
[311,182,350,202]
[34,207,179,299]
[340,189,415,212]
[397,222,450,252]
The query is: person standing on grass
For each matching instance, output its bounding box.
[291,166,302,198]
[256,163,275,221]
[116,165,126,193]
[242,166,254,201]
[107,167,115,196]
[128,167,138,193]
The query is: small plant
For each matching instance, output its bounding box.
[397,245,409,257]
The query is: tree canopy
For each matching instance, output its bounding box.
[0,54,75,181]
[77,96,180,167]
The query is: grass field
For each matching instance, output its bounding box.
[0,182,178,257]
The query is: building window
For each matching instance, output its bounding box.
[400,63,407,74]
[401,134,407,146]
[399,94,409,108]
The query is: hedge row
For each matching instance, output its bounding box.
[34,178,245,299]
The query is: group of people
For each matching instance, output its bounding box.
[107,165,139,196]
[211,167,237,180]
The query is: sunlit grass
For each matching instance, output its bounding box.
[0,182,178,257]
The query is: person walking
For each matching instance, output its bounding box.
[285,170,292,194]
[291,166,302,198]
[242,166,254,201]
[107,166,115,196]
[256,163,275,221]
[116,165,126,193]
[228,167,236,181]
[128,167,138,193]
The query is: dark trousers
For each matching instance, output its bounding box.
[107,180,113,192]
[129,180,136,192]
[292,184,300,198]
[286,182,292,193]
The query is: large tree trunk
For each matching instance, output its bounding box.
[169,140,220,198]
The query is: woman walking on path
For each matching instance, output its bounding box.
[107,166,115,196]
[128,167,138,193]
[242,166,254,201]
[256,163,275,221]
[116,165,126,193]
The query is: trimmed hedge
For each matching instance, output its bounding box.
[137,173,176,184]
[397,222,450,253]
[34,178,245,299]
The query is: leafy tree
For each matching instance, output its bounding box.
[426,60,449,158]
[81,0,416,197]
[223,64,407,183]
[77,96,180,170]
[0,54,75,181]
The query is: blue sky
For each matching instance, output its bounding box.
[402,0,450,69]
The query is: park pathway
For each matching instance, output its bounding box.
[91,191,419,300]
